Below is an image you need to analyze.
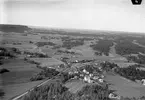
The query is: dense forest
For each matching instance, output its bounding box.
[90,40,113,56]
[0,47,21,58]
[23,77,111,100]
[0,89,5,98]
[35,42,56,47]
[61,37,84,49]
[0,24,31,33]
[115,65,145,81]
[115,40,145,55]
[100,61,119,72]
[127,54,145,64]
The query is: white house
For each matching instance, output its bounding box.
[95,63,98,65]
[101,75,104,78]
[109,93,120,100]
[74,71,78,74]
[98,79,104,83]
[68,71,73,75]
[93,76,99,80]
[83,69,89,74]
[89,74,93,77]
[141,79,145,85]
[84,76,92,83]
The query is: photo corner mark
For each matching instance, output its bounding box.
[131,0,142,5]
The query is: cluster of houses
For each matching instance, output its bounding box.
[68,65,105,84]
[81,69,104,83]
[68,64,121,100]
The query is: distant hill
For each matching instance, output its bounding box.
[0,24,31,33]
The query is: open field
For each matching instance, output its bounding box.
[105,73,145,98]
[29,57,64,67]
[0,58,43,100]
[2,81,43,100]
[1,59,42,85]
[71,44,95,58]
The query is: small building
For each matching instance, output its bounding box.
[80,74,84,77]
[98,78,104,83]
[141,79,145,85]
[74,71,78,74]
[109,93,120,100]
[95,63,98,65]
[83,69,89,74]
[93,76,99,80]
[101,75,104,78]
[84,76,93,83]
[68,71,73,75]
[89,74,93,77]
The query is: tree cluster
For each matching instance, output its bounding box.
[23,79,112,100]
[24,51,49,58]
[100,61,119,72]
[127,54,145,64]
[0,89,5,98]
[0,68,10,74]
[90,40,113,56]
[0,47,21,59]
[30,68,59,81]
[62,38,84,49]
[115,40,145,55]
[115,65,145,81]
[0,24,31,33]
[35,42,56,47]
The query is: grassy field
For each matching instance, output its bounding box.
[29,57,64,67]
[1,59,42,85]
[71,44,95,58]
[0,59,42,100]
[105,73,145,98]
[2,80,43,100]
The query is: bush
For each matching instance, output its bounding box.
[30,75,45,81]
[0,89,5,98]
[0,68,10,74]
[35,42,56,47]
[62,38,84,49]
[30,68,59,81]
[59,72,74,83]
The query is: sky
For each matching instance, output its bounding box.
[1,0,145,33]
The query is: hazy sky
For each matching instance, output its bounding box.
[1,0,145,33]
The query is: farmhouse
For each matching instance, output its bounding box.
[109,93,120,100]
[84,75,93,83]
[141,79,145,85]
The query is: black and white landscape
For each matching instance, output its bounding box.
[0,24,145,100]
[1,0,145,100]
